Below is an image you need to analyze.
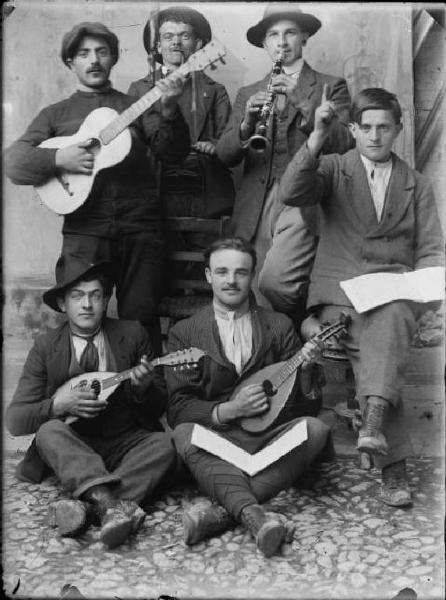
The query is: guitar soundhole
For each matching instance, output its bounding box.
[262,379,276,397]
[90,379,101,397]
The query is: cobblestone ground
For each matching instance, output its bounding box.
[2,454,444,600]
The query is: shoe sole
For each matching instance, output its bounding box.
[100,517,133,549]
[55,500,87,537]
[257,522,285,558]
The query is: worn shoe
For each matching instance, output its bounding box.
[380,460,412,507]
[357,396,389,456]
[52,499,88,537]
[240,504,285,557]
[119,500,146,534]
[183,500,234,545]
[99,503,134,549]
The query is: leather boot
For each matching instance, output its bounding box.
[183,500,234,545]
[240,504,285,557]
[380,459,412,507]
[82,485,133,548]
[357,396,389,456]
[50,499,89,537]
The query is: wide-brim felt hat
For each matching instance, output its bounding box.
[43,255,114,312]
[247,3,321,47]
[143,5,212,63]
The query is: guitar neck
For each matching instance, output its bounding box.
[100,62,191,145]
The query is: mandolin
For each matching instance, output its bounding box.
[35,42,226,215]
[238,313,351,433]
[62,347,206,424]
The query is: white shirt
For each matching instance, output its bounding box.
[361,155,393,221]
[214,302,253,375]
[282,57,304,80]
[71,329,107,371]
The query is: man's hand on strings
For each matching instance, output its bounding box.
[130,354,155,388]
[55,142,95,174]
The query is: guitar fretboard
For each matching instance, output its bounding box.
[100,62,191,146]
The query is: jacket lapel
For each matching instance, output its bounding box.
[47,323,72,391]
[286,62,317,127]
[372,154,415,235]
[240,307,274,376]
[102,318,127,371]
[341,149,379,231]
[191,72,215,141]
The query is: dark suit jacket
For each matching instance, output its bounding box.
[216,62,353,240]
[6,318,167,482]
[278,146,445,308]
[166,303,318,430]
[128,70,234,218]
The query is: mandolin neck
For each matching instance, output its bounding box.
[267,349,306,390]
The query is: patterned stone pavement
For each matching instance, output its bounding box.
[2,453,444,600]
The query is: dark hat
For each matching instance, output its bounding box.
[60,22,119,66]
[43,255,114,312]
[247,3,321,48]
[143,6,212,63]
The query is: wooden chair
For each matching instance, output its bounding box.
[158,215,231,327]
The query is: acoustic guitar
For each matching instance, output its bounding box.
[35,41,226,215]
[62,347,206,424]
[238,313,351,433]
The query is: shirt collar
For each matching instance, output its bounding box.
[70,325,102,340]
[360,154,393,173]
[282,58,304,79]
[213,299,250,321]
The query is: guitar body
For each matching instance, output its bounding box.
[36,107,132,215]
[237,362,297,433]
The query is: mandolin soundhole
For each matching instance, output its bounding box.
[90,379,101,396]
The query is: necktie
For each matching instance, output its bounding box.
[79,335,99,373]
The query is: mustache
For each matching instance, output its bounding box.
[222,285,241,291]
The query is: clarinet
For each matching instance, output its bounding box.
[247,54,283,153]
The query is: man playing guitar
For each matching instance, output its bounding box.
[4,21,190,353]
[6,258,180,549]
[165,237,335,558]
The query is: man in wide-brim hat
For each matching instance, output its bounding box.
[216,3,353,326]
[6,255,179,549]
[128,5,234,234]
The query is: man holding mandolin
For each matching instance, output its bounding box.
[165,237,336,558]
[4,21,191,354]
[6,258,181,549]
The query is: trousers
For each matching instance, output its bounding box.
[319,302,419,469]
[62,231,165,354]
[35,419,177,504]
[173,417,332,519]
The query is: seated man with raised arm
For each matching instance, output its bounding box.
[277,87,445,507]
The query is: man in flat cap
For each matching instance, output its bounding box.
[128,6,234,255]
[4,21,190,353]
[6,258,179,548]
[216,4,353,328]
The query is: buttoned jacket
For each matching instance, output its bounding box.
[278,145,445,308]
[128,70,234,218]
[216,62,353,240]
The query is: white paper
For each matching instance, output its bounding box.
[191,420,308,477]
[340,267,445,313]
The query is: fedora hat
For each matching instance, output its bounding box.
[247,3,321,48]
[143,6,212,63]
[43,255,114,312]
